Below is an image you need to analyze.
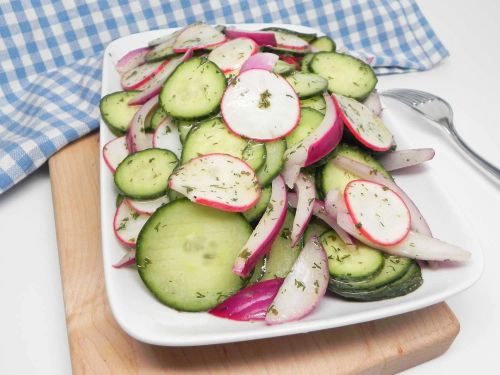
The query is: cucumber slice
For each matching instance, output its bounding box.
[261,27,317,43]
[136,199,252,311]
[177,120,194,144]
[256,140,287,186]
[99,91,141,135]
[329,255,414,292]
[310,52,377,100]
[243,186,271,223]
[304,218,330,243]
[114,149,178,199]
[181,118,265,170]
[261,45,310,57]
[310,36,336,52]
[286,107,323,148]
[321,231,384,281]
[273,60,296,76]
[160,57,226,120]
[330,262,422,301]
[167,188,185,201]
[150,107,168,131]
[145,42,177,63]
[285,72,328,99]
[301,53,315,72]
[301,95,326,114]
[261,211,302,280]
[247,256,267,284]
[319,144,391,195]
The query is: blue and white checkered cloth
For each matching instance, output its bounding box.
[0,0,448,194]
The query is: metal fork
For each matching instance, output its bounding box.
[381,89,500,179]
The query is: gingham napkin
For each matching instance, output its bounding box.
[0,0,448,194]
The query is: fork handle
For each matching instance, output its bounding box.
[448,127,500,179]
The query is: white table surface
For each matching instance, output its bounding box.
[1,1,499,373]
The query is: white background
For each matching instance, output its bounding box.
[1,0,499,373]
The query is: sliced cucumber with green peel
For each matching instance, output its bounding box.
[160,57,226,120]
[175,119,195,143]
[100,91,140,134]
[304,218,330,243]
[286,107,324,148]
[301,53,315,72]
[247,256,267,284]
[261,27,317,42]
[114,148,178,199]
[273,60,296,76]
[136,199,252,311]
[321,231,384,281]
[150,107,168,130]
[330,262,422,301]
[256,140,287,186]
[285,72,328,99]
[145,42,177,63]
[261,45,309,57]
[167,188,185,201]
[242,141,266,172]
[301,95,326,114]
[318,144,391,195]
[243,186,271,223]
[310,52,377,100]
[310,36,336,52]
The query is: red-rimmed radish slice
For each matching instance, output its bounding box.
[378,148,435,171]
[128,49,193,106]
[168,153,261,212]
[152,117,182,158]
[112,250,136,268]
[120,59,169,90]
[332,155,432,236]
[344,179,411,246]
[288,192,354,246]
[127,96,158,153]
[103,136,129,172]
[208,38,259,73]
[337,213,471,262]
[273,31,310,51]
[362,91,383,116]
[282,93,343,187]
[333,94,393,152]
[225,29,278,46]
[126,195,169,215]
[290,173,315,246]
[265,236,329,325]
[113,201,150,247]
[239,52,279,74]
[116,47,149,75]
[173,23,226,52]
[233,176,287,277]
[209,278,284,321]
[221,69,300,141]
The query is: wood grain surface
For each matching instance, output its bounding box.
[49,132,459,375]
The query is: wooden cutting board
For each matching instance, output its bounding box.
[49,132,459,375]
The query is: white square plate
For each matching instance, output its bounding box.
[100,24,483,346]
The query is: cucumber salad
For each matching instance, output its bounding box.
[101,23,471,324]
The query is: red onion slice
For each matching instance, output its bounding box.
[209,278,284,321]
[233,176,288,277]
[127,96,158,153]
[112,250,136,268]
[362,91,383,116]
[290,173,315,246]
[265,236,329,325]
[378,148,435,171]
[239,52,279,73]
[116,47,150,75]
[225,29,278,46]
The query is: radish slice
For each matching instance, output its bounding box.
[127,96,158,153]
[333,94,393,152]
[173,23,226,52]
[168,153,261,212]
[148,28,184,47]
[225,29,278,46]
[378,148,435,171]
[221,69,300,141]
[208,38,259,73]
[362,91,383,117]
[102,136,129,172]
[113,201,150,247]
[116,47,150,75]
[126,195,169,215]
[288,192,354,246]
[128,49,193,106]
[209,278,284,321]
[337,213,471,262]
[152,117,182,158]
[112,250,136,268]
[233,176,288,277]
[344,180,411,246]
[332,155,432,236]
[273,31,310,51]
[120,59,169,90]
[239,52,279,74]
[265,236,329,325]
[290,173,315,246]
[282,93,343,187]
